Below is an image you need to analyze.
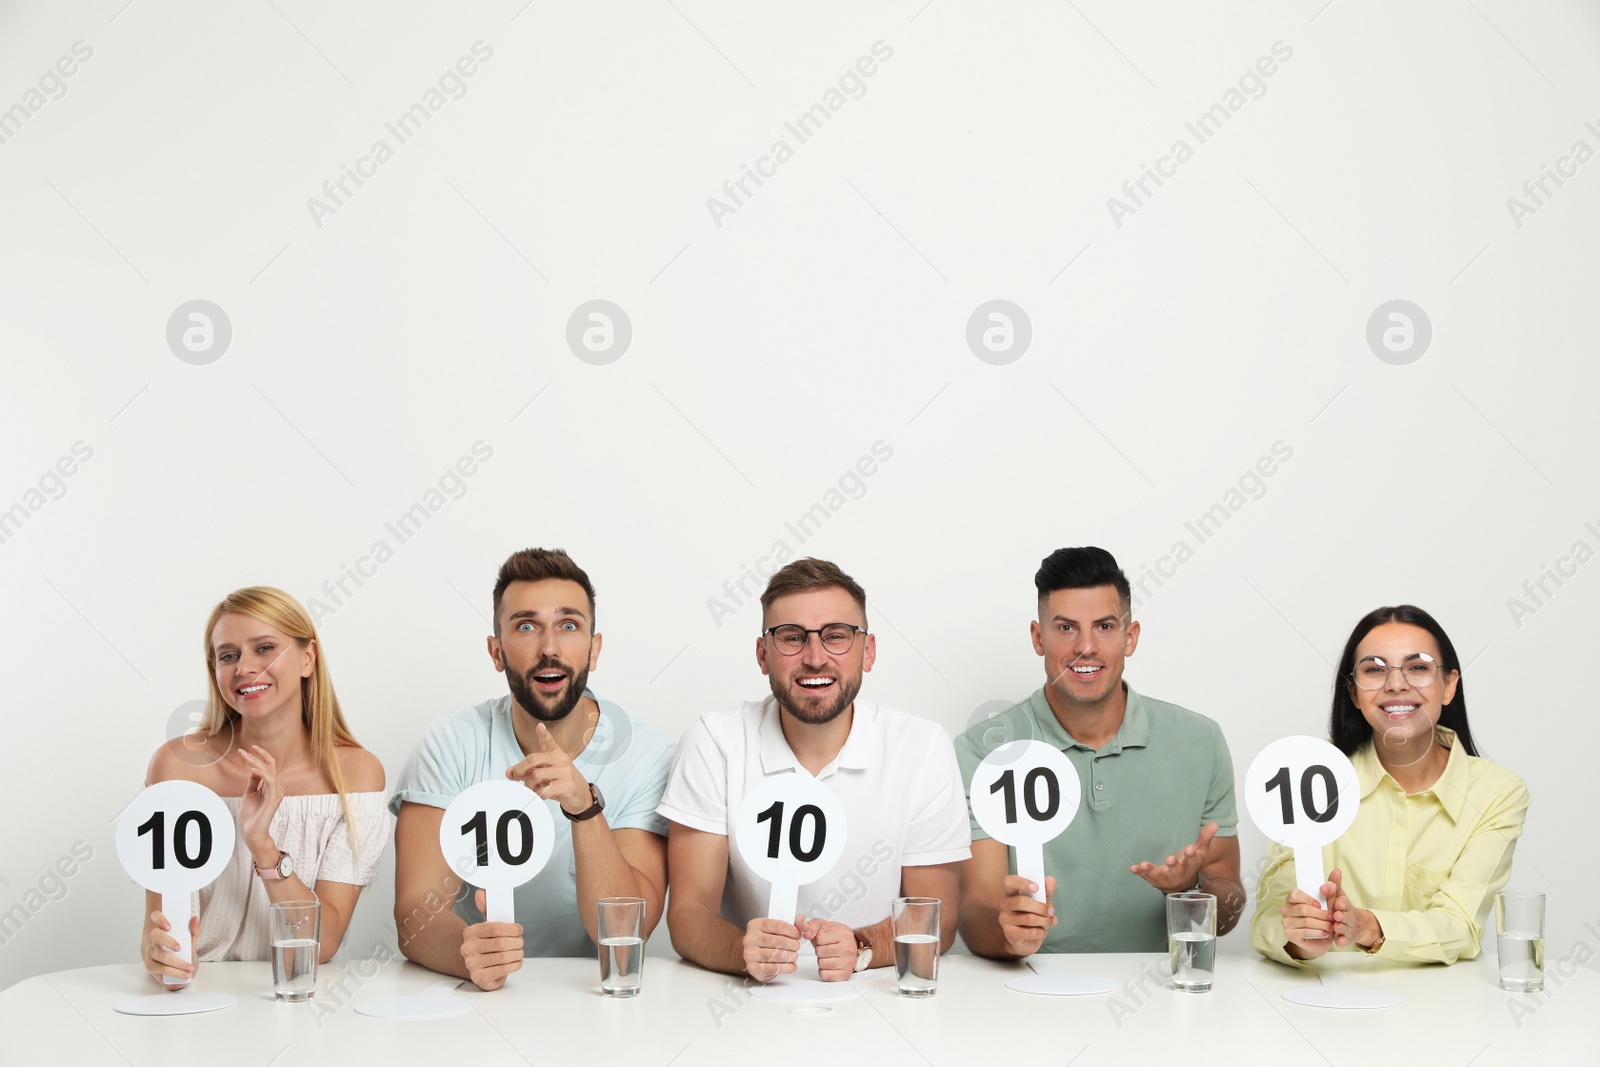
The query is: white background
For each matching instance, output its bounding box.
[1,0,1595,994]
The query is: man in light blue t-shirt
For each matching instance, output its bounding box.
[390,548,674,990]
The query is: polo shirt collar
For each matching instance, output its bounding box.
[1027,682,1151,752]
[757,695,881,775]
[1119,686,1151,748]
[758,697,799,773]
[1353,725,1468,821]
[833,700,881,769]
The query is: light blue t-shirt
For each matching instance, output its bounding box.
[389,691,675,956]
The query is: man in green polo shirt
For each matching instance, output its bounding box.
[956,546,1245,954]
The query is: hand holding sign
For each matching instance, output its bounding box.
[733,775,847,927]
[968,741,1081,903]
[1247,739,1399,1009]
[116,781,236,989]
[1245,737,1360,913]
[439,780,555,925]
[970,742,1113,995]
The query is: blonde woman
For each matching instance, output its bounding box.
[140,587,392,984]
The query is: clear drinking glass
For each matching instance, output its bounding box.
[270,900,321,1003]
[892,896,940,998]
[1166,891,1216,993]
[597,897,646,997]
[1496,890,1545,993]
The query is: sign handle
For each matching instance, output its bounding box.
[485,886,515,925]
[162,891,193,988]
[767,881,798,924]
[1293,844,1328,914]
[1016,844,1047,904]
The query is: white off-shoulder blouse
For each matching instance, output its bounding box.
[192,791,393,962]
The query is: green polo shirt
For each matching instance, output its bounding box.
[955,684,1237,952]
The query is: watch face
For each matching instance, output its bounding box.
[565,784,607,821]
[278,854,293,878]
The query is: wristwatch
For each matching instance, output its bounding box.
[853,930,873,973]
[1362,921,1387,955]
[562,782,606,822]
[255,851,293,881]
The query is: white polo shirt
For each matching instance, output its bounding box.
[657,695,971,930]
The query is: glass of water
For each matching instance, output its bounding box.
[270,900,320,1003]
[1167,891,1216,993]
[892,896,940,998]
[597,897,646,998]
[1496,890,1545,992]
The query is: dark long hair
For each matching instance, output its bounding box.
[1329,605,1479,758]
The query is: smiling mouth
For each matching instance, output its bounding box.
[237,683,270,696]
[1381,702,1419,717]
[1068,664,1104,679]
[796,676,837,692]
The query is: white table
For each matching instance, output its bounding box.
[2,950,1594,1066]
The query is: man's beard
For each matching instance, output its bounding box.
[771,671,861,726]
[507,659,590,723]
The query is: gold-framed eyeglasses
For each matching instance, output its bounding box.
[1352,653,1441,691]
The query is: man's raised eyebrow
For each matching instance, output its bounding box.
[1049,614,1120,626]
[507,607,589,621]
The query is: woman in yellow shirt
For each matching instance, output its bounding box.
[1251,605,1530,965]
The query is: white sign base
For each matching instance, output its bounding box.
[114,991,235,1016]
[747,950,872,1002]
[1004,956,1116,996]
[748,976,862,1003]
[1283,986,1402,1009]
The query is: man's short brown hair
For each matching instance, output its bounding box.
[759,557,867,625]
[492,548,596,635]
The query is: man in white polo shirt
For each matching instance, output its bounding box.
[660,558,970,982]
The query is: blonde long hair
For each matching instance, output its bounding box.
[201,586,363,855]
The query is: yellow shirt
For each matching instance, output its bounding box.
[1250,726,1530,966]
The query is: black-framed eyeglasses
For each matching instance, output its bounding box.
[762,623,866,656]
[1351,653,1441,691]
